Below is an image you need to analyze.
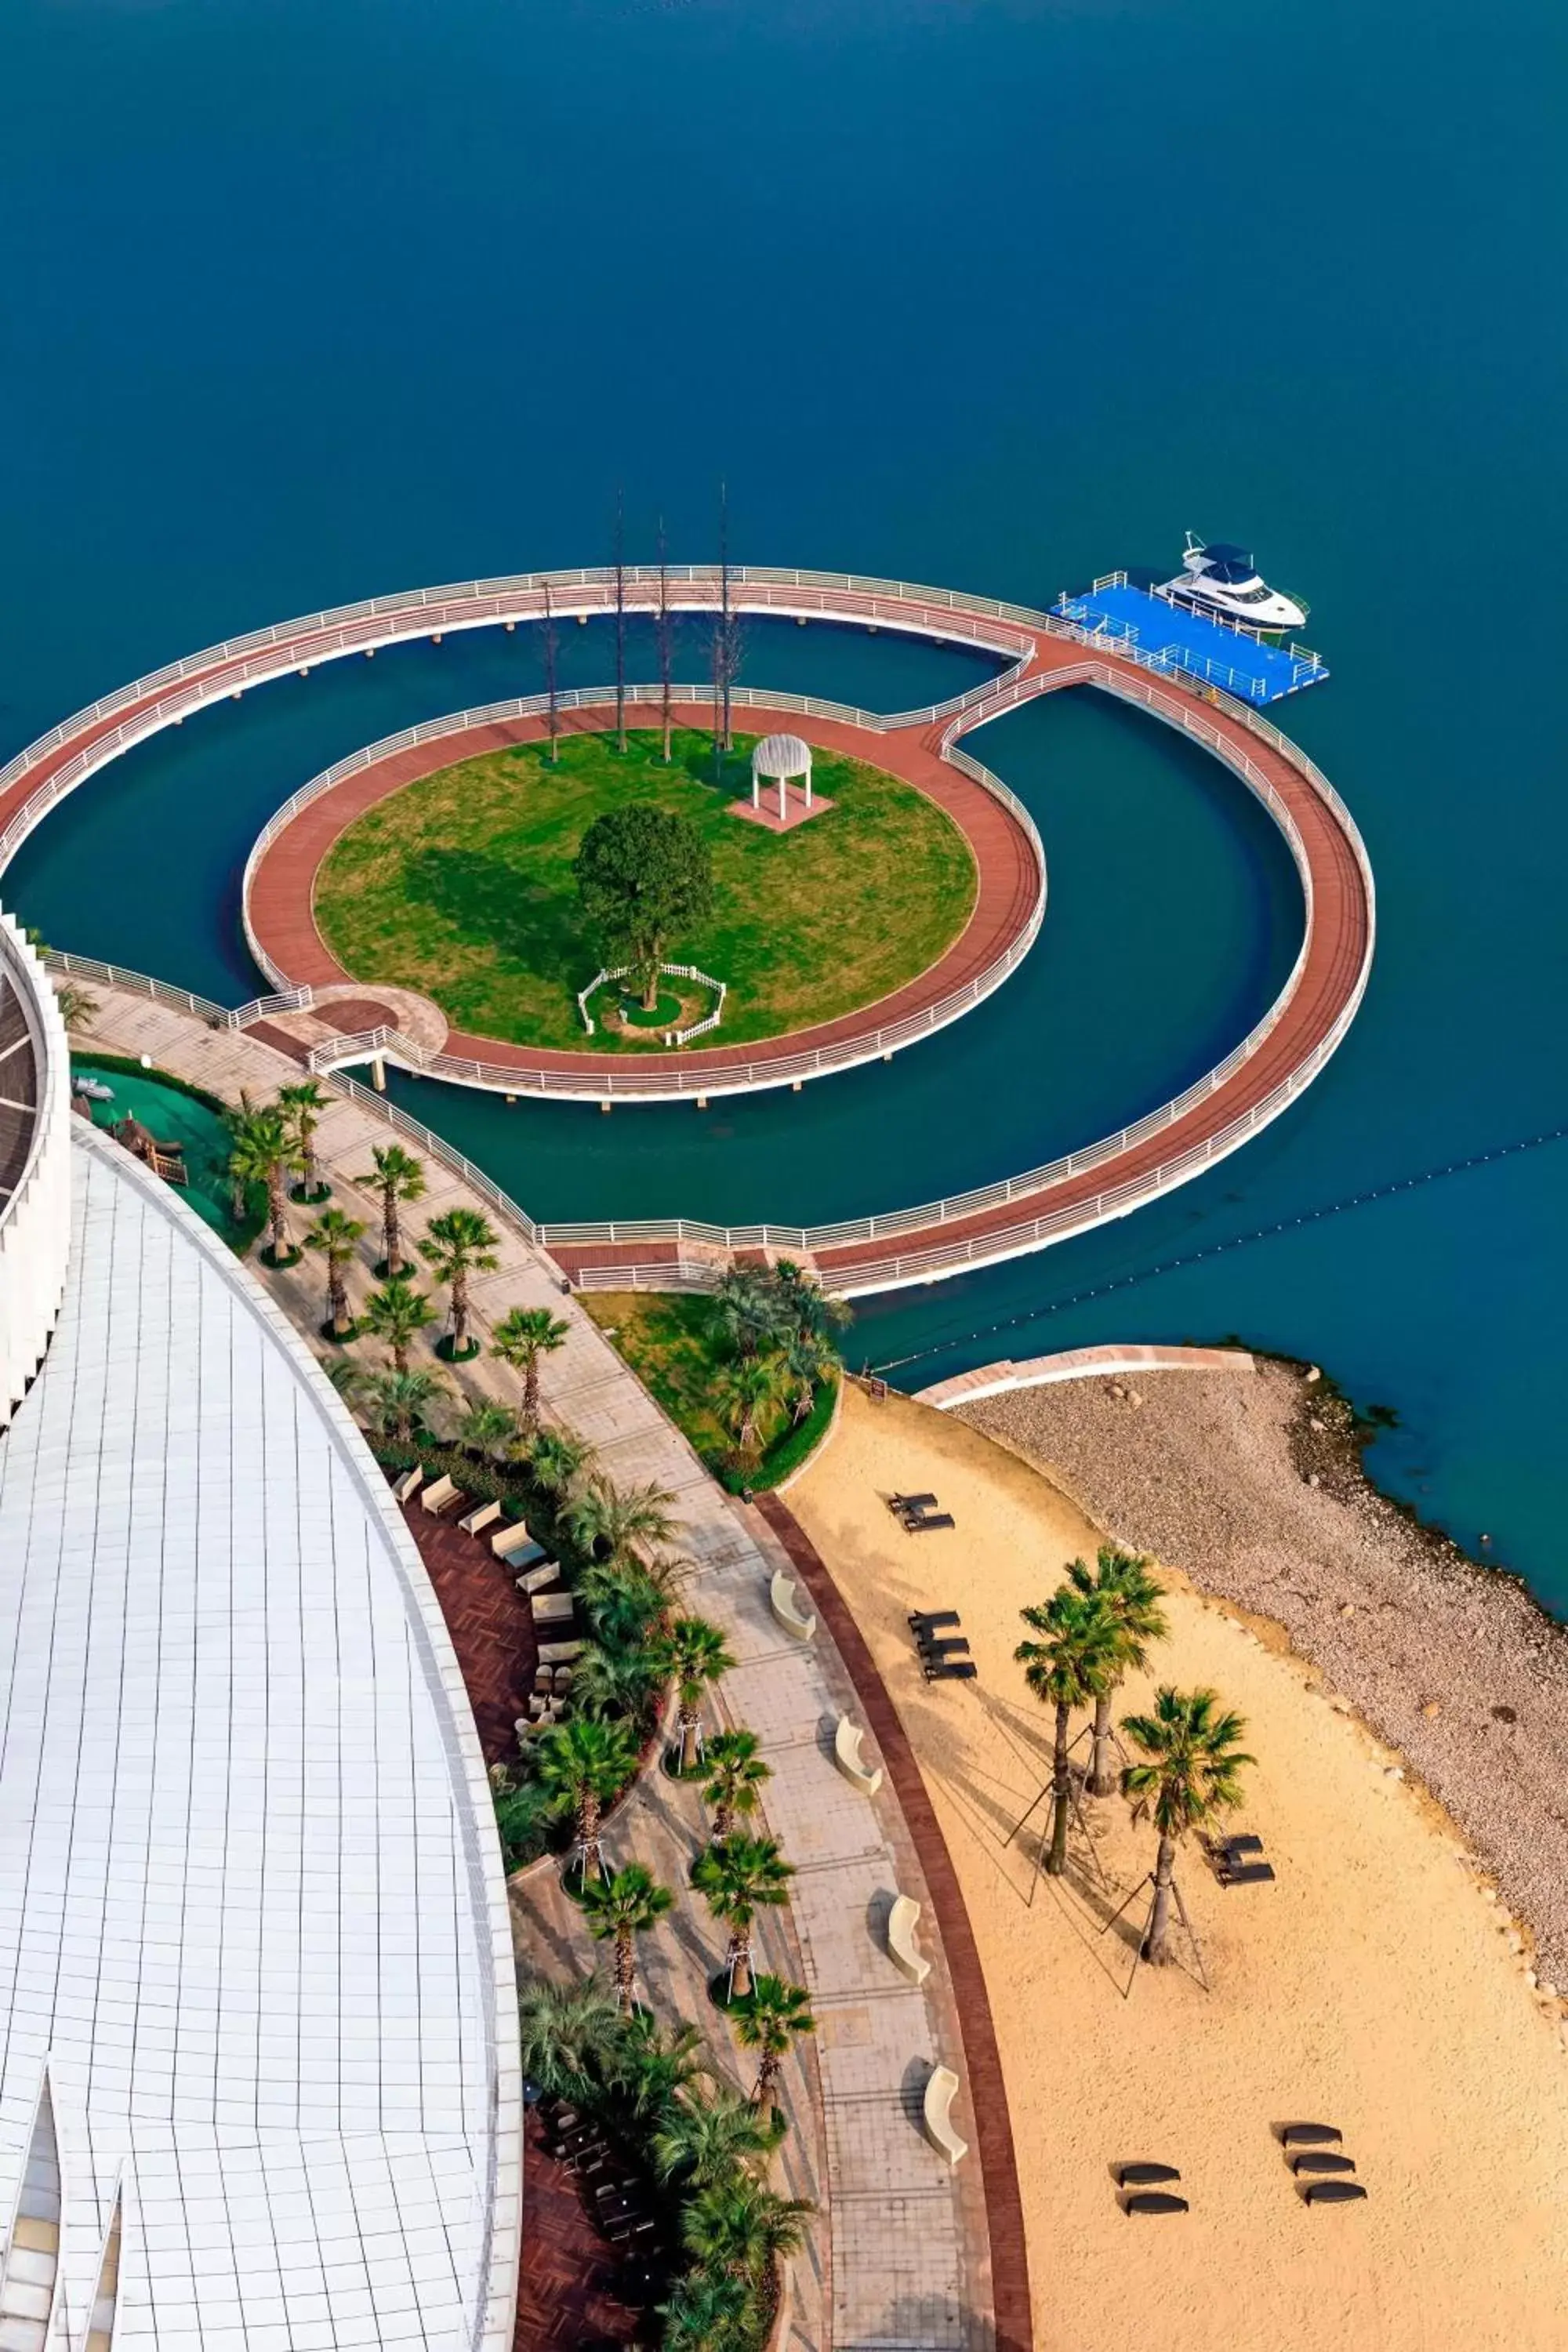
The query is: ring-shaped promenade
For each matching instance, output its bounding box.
[0,564,1375,1296]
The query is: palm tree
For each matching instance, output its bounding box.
[566,1473,678,1563]
[733,1975,815,2122]
[1122,1687,1254,1964]
[514,1971,621,2098]
[771,1258,851,1346]
[572,1639,664,1726]
[711,1266,786,1358]
[490,1303,570,1428]
[695,1729,771,1839]
[578,1560,671,1654]
[361,1275,434,1373]
[419,1206,500,1359]
[653,2085,777,2188]
[454,1399,520,1462]
[691,1833,794,2000]
[1067,1547,1170,1796]
[526,1426,597,1500]
[53,980,98,1034]
[651,1615,735,1773]
[278,1077,330,1201]
[606,2012,704,2123]
[711,1356,787,1460]
[361,1367,448,1446]
[318,1354,362,1407]
[1014,1588,1122,1876]
[681,2174,812,2283]
[224,1101,298,1261]
[779,1327,837,1426]
[356,1141,426,1276]
[581,1863,673,2012]
[303,1206,365,1338]
[533,1716,639,1883]
[659,2269,756,2352]
[493,1771,560,1872]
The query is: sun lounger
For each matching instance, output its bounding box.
[1123,2191,1189,2216]
[919,1635,971,1658]
[1218,1860,1276,1886]
[1290,2153,1357,2176]
[909,1609,961,1633]
[1303,2180,1367,2205]
[1116,2162,1181,2187]
[1280,2123,1342,2148]
[1219,1832,1265,1858]
[924,1657,977,1682]
[890,1493,938,1514]
[906,1512,956,1534]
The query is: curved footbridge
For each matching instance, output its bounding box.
[0,563,1374,1298]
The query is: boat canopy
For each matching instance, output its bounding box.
[1197,543,1261,582]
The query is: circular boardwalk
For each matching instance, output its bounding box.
[241,697,1044,1099]
[0,563,1374,1294]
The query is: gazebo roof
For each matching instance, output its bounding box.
[751,731,813,779]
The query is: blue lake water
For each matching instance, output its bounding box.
[3,0,1565,1602]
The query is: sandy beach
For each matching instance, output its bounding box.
[789,1384,1568,2352]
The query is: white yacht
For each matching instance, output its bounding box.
[1161,534,1308,637]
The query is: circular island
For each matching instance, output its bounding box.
[243,693,1047,1100]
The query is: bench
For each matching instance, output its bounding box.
[833,1715,883,1797]
[459,1499,503,1536]
[769,1570,816,1642]
[516,1560,561,1595]
[419,1475,462,1515]
[492,1521,543,1563]
[887,1893,931,1986]
[921,2065,968,2169]
[532,1591,575,1624]
[392,1465,424,1504]
[537,1639,585,1665]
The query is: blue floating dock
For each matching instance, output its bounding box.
[1051,578,1328,706]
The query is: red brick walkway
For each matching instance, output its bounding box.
[514,2109,646,2352]
[400,1502,539,1766]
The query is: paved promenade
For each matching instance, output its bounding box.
[76,980,1011,2352]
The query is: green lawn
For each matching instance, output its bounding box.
[581,1290,838,1493]
[314,728,977,1049]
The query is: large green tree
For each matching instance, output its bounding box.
[1065,1547,1169,1795]
[580,1862,673,2012]
[691,1833,793,2001]
[418,1206,499,1359]
[575,802,714,1007]
[1014,1588,1122,1876]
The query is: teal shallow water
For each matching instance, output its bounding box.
[3,0,1566,1599]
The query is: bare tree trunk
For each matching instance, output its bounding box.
[452,1265,469,1354]
[543,578,560,764]
[328,1262,349,1336]
[383,1189,401,1276]
[755,2051,781,2118]
[730,1928,753,2002]
[1143,1833,1177,1963]
[656,519,673,760]
[1089,1691,1117,1798]
[1046,1700,1072,1875]
[615,1926,635,2012]
[523,1354,541,1428]
[267,1170,287,1258]
[579,1791,603,1881]
[614,489,627,753]
[713,1796,735,1839]
[680,1704,699,1774]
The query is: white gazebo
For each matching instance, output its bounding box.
[750,731,814,821]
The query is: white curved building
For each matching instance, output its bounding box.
[0,924,521,2352]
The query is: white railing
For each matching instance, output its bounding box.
[217,986,316,1029]
[575,961,726,1043]
[41,948,229,1025]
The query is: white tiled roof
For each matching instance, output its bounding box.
[0,1128,520,2352]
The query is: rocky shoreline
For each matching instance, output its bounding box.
[956,1357,1568,1991]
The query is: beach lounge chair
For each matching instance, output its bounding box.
[1116,2162,1181,2187]
[920,1635,971,1660]
[906,1512,956,1534]
[909,1609,961,1634]
[1219,1833,1265,1859]
[890,1493,938,1514]
[1123,2192,1189,2216]
[925,1657,977,1682]
[1218,1859,1276,1886]
[1290,2153,1357,2176]
[1280,2123,1342,2147]
[1303,2180,1367,2205]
